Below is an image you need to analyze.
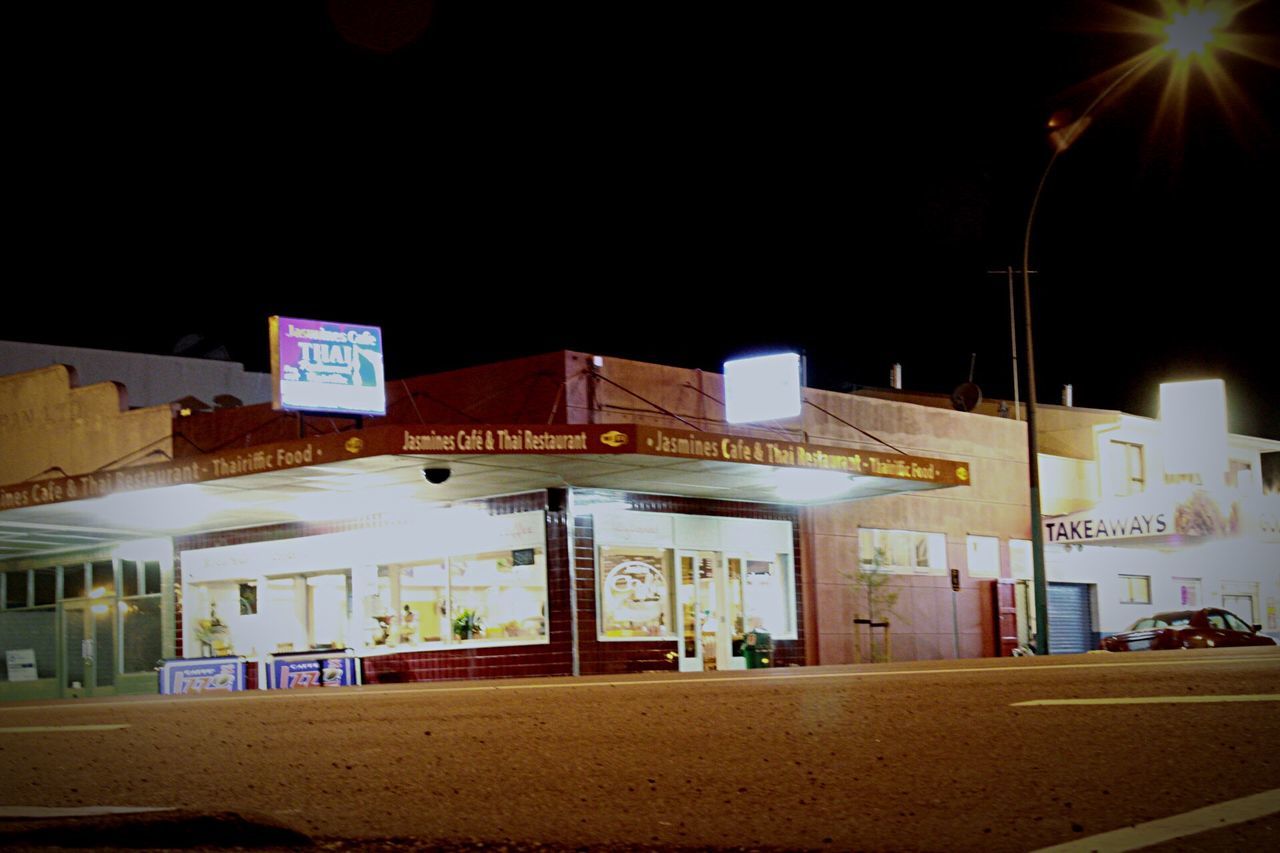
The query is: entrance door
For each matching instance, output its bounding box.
[61,600,117,697]
[676,551,745,672]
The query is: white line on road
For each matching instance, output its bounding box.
[1031,787,1280,852]
[0,724,129,733]
[1013,694,1280,706]
[0,653,1272,713]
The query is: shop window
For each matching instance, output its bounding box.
[450,550,547,643]
[392,561,448,644]
[91,560,115,598]
[599,546,676,639]
[0,608,57,679]
[33,568,56,606]
[1120,574,1151,604]
[120,596,162,674]
[1009,540,1032,580]
[743,557,792,636]
[858,529,947,574]
[966,536,1000,579]
[307,573,351,649]
[3,570,27,609]
[121,561,140,598]
[63,565,86,599]
[143,561,162,596]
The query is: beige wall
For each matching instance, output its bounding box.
[564,352,1031,663]
[0,365,173,486]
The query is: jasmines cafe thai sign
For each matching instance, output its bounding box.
[0,423,968,511]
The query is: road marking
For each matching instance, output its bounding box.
[0,724,129,733]
[1014,694,1280,707]
[1032,787,1280,852]
[0,653,1273,713]
[0,806,172,818]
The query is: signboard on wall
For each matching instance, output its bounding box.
[269,316,386,416]
[266,652,360,689]
[158,657,245,694]
[5,649,36,682]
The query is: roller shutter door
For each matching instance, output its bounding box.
[1048,582,1093,654]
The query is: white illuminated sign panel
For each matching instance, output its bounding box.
[1160,380,1227,479]
[724,353,802,423]
[270,316,386,416]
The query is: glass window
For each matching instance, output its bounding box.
[1222,611,1252,632]
[599,546,675,638]
[143,561,162,596]
[307,573,351,649]
[121,561,139,598]
[450,549,547,643]
[1009,540,1032,580]
[62,564,86,599]
[743,557,791,635]
[33,569,56,606]
[1207,612,1228,630]
[859,529,947,574]
[397,560,447,644]
[120,596,162,673]
[91,560,115,598]
[1109,441,1145,496]
[1120,574,1151,604]
[966,536,1000,579]
[0,608,57,678]
[4,570,27,609]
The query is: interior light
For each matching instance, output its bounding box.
[90,587,106,599]
[91,603,109,615]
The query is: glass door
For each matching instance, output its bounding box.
[675,551,745,671]
[61,600,117,697]
[677,553,701,672]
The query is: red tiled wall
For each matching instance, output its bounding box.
[573,491,805,676]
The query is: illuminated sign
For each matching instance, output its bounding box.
[724,353,802,423]
[270,316,386,416]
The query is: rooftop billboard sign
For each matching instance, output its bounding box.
[269,316,386,416]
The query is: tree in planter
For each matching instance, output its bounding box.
[844,546,904,663]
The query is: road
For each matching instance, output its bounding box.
[1,648,1278,851]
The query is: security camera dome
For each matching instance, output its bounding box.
[422,468,451,485]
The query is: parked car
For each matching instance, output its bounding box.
[1101,608,1277,652]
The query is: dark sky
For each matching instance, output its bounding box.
[8,1,1279,437]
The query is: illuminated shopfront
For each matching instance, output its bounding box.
[180,510,549,667]
[2,349,1000,699]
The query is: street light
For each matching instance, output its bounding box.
[1019,3,1228,655]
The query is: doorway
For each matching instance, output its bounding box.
[677,551,746,672]
[1222,594,1256,625]
[61,599,117,698]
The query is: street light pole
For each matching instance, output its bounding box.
[1020,57,1150,656]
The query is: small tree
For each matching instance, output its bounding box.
[844,546,904,663]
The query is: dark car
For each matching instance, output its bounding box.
[1101,608,1277,652]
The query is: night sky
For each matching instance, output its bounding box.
[8,2,1279,437]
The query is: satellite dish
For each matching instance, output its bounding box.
[951,382,982,412]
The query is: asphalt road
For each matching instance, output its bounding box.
[1,649,1278,852]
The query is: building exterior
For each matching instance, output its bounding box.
[1,351,1033,702]
[857,387,1280,652]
